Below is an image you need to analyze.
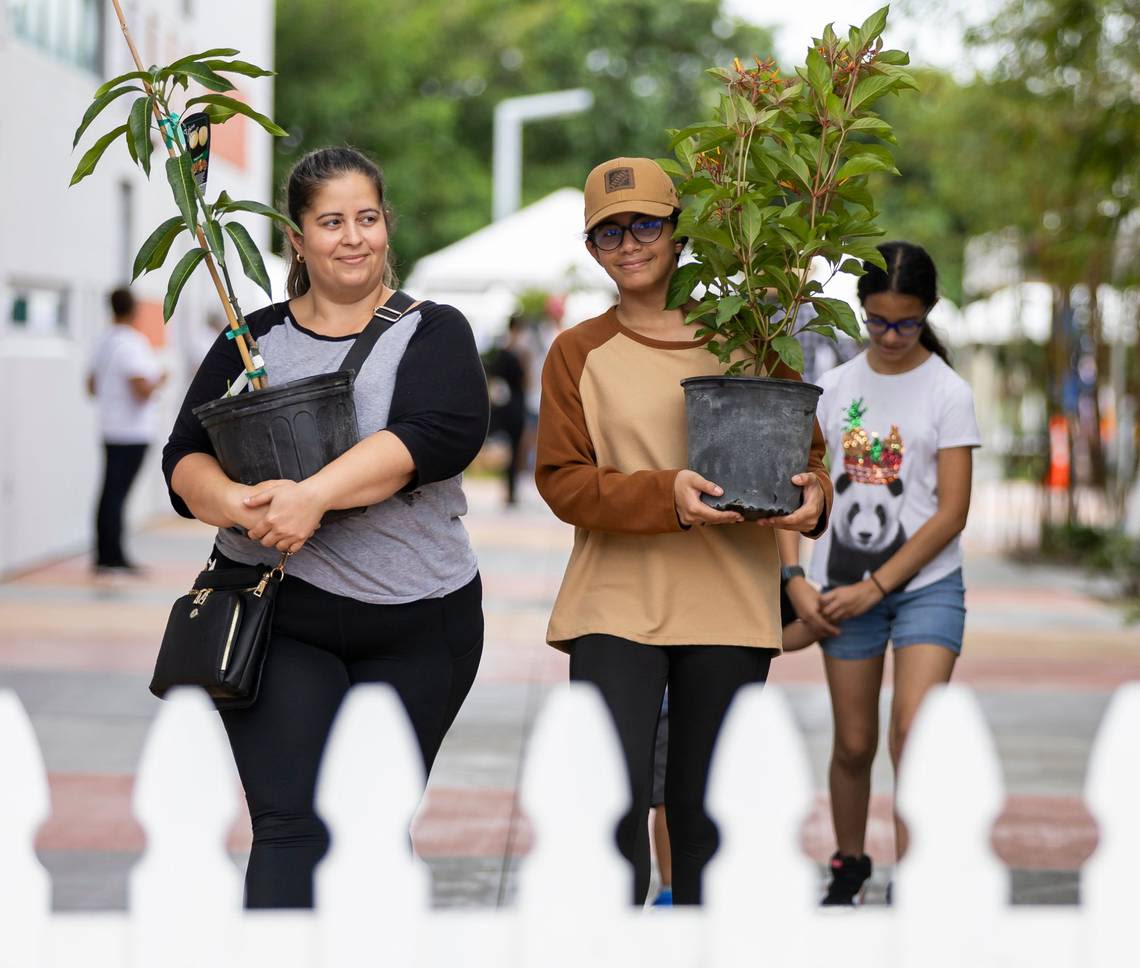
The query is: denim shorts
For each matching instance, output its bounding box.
[820,568,966,660]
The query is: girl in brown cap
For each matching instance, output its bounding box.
[535,156,832,905]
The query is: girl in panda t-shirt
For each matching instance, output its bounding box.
[780,241,980,906]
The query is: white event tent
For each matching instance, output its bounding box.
[406,188,616,348]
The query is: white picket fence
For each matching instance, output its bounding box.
[1,680,1137,968]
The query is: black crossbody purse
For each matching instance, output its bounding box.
[149,291,418,709]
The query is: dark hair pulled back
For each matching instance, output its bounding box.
[109,287,135,319]
[856,240,950,365]
[283,146,397,298]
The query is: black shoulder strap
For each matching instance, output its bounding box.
[339,290,418,379]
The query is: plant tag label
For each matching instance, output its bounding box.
[180,112,211,189]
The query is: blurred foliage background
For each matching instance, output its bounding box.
[275,0,773,272]
[274,0,1138,302]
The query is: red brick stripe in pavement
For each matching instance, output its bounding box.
[0,636,161,675]
[768,647,1140,692]
[36,774,1095,870]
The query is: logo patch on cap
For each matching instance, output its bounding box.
[604,167,635,193]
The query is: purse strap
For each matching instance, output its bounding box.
[199,550,291,592]
[339,289,417,380]
[254,551,291,596]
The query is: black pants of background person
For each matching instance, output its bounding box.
[95,442,148,568]
[214,549,484,909]
[570,635,775,906]
[504,421,525,505]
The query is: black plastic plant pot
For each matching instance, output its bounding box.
[681,375,823,520]
[193,372,363,524]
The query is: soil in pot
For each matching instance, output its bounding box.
[193,372,363,524]
[681,375,822,520]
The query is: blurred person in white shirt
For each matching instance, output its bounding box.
[86,287,166,573]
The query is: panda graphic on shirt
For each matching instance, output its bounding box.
[826,398,911,590]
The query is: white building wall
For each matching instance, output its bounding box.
[0,0,276,573]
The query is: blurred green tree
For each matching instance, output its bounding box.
[867,1,1138,501]
[967,0,1139,293]
[275,0,773,272]
[968,0,1139,493]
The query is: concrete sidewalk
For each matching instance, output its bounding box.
[0,477,1136,909]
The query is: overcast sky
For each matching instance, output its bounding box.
[725,0,999,76]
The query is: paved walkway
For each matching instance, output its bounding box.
[0,478,1135,909]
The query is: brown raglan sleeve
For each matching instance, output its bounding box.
[535,329,683,535]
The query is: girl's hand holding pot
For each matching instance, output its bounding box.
[756,473,825,533]
[819,580,884,623]
[243,480,324,554]
[674,470,744,528]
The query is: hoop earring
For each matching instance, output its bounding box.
[296,253,305,263]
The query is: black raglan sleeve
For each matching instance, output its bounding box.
[385,303,490,489]
[161,307,278,517]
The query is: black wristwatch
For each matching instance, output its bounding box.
[780,565,806,584]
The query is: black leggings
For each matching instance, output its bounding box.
[217,555,484,909]
[569,635,774,906]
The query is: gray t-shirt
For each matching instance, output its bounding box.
[163,300,490,604]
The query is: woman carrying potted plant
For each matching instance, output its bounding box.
[162,146,490,909]
[780,241,980,905]
[535,156,832,906]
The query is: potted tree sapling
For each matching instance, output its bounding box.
[71,1,362,507]
[663,5,916,519]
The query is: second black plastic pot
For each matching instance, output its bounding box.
[681,375,823,520]
[193,372,363,524]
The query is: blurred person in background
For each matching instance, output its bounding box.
[483,313,530,505]
[521,294,566,472]
[87,287,166,575]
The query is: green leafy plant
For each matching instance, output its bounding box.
[71,50,295,319]
[70,2,297,391]
[662,5,917,376]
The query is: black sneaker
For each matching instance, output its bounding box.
[821,851,872,906]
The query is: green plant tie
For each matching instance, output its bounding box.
[245,367,267,380]
[158,112,183,149]
[224,324,251,340]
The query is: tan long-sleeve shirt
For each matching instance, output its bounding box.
[536,307,831,652]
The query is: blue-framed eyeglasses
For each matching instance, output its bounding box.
[587,216,673,251]
[863,312,928,336]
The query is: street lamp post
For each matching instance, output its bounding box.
[492,88,594,221]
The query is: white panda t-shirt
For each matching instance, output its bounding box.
[809,352,981,593]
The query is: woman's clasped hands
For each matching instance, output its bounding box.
[232,479,327,554]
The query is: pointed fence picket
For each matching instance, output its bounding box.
[0,679,1134,967]
[517,684,631,968]
[130,688,242,968]
[895,685,1007,967]
[0,691,50,968]
[1082,682,1140,968]
[705,684,817,966]
[315,684,430,968]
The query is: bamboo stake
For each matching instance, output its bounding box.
[110,0,266,391]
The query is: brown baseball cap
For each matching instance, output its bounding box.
[583,157,679,232]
